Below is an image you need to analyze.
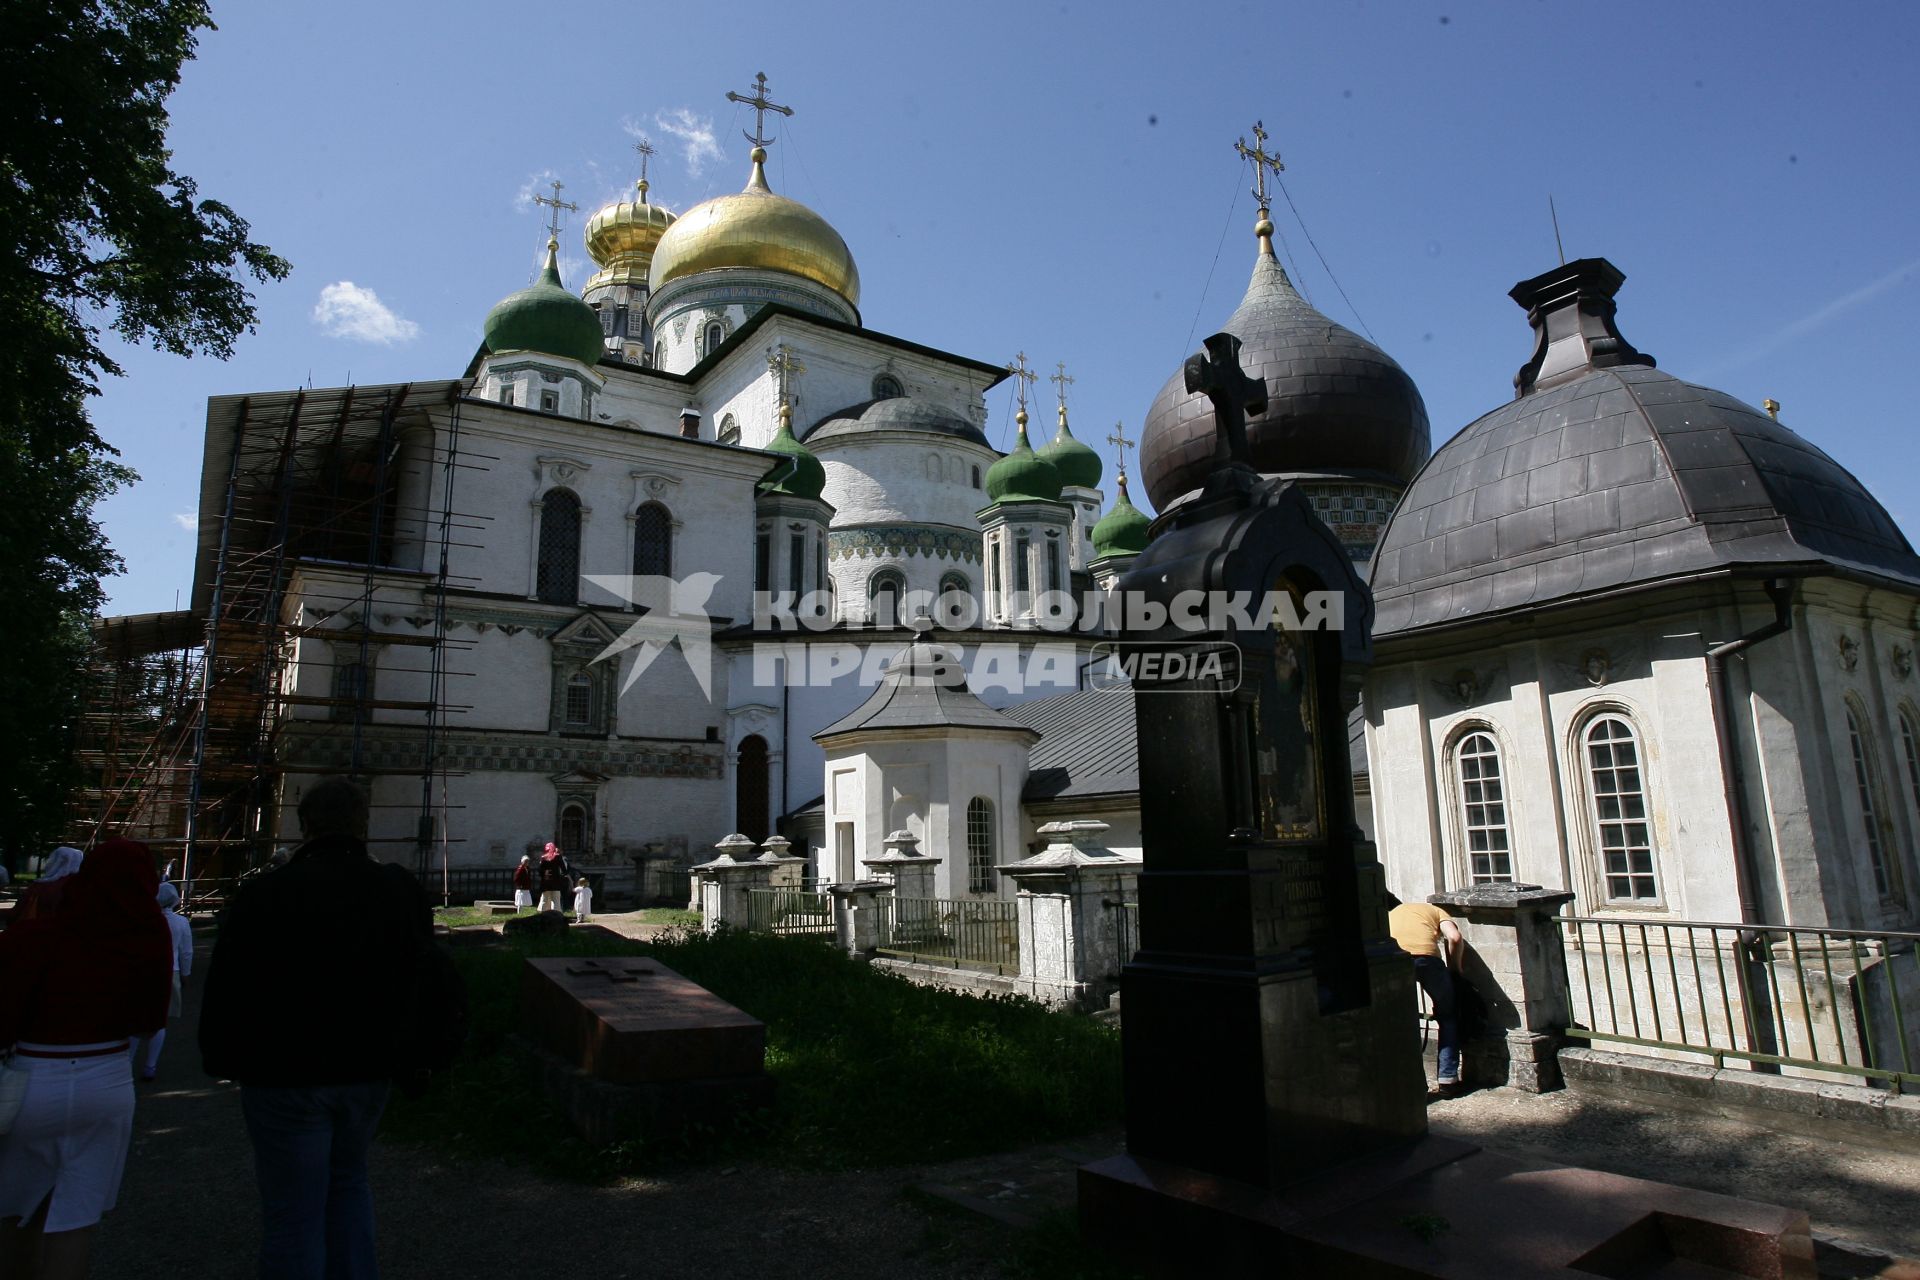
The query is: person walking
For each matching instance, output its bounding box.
[535,844,567,914]
[131,884,195,1083]
[199,777,431,1280]
[13,847,83,926]
[510,856,534,912]
[571,876,593,924]
[0,838,173,1278]
[1386,894,1466,1094]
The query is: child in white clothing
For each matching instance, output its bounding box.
[572,876,592,923]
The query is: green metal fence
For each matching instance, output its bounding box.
[874,894,1019,974]
[744,887,835,939]
[1558,914,1919,1090]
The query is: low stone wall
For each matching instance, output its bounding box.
[1560,1045,1920,1154]
[871,956,1023,1001]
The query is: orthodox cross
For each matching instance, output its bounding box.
[1106,421,1135,475]
[768,344,806,408]
[727,71,794,150]
[533,179,580,240]
[633,139,655,193]
[1005,352,1039,418]
[1183,332,1266,469]
[1050,362,1075,415]
[1235,120,1285,210]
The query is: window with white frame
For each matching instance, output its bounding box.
[967,797,995,893]
[633,502,672,578]
[1846,702,1900,900]
[536,489,582,605]
[1454,731,1513,884]
[564,672,596,728]
[868,569,905,625]
[1583,715,1658,901]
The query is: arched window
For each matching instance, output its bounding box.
[869,569,906,625]
[939,571,969,600]
[872,372,904,399]
[1899,707,1920,824]
[1845,703,1900,900]
[1583,715,1657,901]
[703,321,726,357]
[736,735,770,844]
[717,413,741,446]
[1454,731,1512,884]
[967,797,995,893]
[633,502,672,578]
[971,465,982,490]
[559,803,588,858]
[536,488,581,605]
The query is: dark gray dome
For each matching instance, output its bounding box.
[803,396,990,449]
[1139,247,1430,511]
[1371,259,1920,637]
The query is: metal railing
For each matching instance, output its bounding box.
[1106,897,1139,977]
[1559,914,1919,1089]
[875,894,1019,974]
[744,887,835,938]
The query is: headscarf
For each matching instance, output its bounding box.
[156,881,181,911]
[541,842,561,862]
[40,845,84,882]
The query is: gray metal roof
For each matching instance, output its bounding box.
[803,396,992,449]
[813,642,1037,740]
[1370,363,1920,637]
[1003,684,1139,801]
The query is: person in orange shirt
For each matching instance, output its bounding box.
[1387,895,1465,1092]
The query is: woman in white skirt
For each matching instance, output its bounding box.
[511,854,535,911]
[0,838,172,1277]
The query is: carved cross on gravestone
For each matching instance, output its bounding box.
[564,959,654,983]
[1183,331,1267,471]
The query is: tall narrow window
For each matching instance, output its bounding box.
[1846,704,1898,899]
[986,552,1000,616]
[815,541,827,607]
[564,672,595,728]
[1899,709,1920,823]
[1584,715,1657,901]
[967,797,995,893]
[704,322,725,356]
[1014,533,1030,595]
[535,489,581,605]
[1045,536,1063,593]
[789,531,806,593]
[633,502,672,578]
[755,527,771,593]
[331,659,371,724]
[869,570,904,625]
[736,735,770,844]
[559,804,588,857]
[1454,732,1512,883]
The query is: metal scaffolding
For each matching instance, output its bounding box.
[148,378,491,892]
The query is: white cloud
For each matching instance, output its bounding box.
[172,512,196,532]
[312,281,420,345]
[652,108,723,177]
[1700,256,1920,378]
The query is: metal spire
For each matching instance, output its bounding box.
[1006,352,1039,426]
[1050,361,1075,420]
[727,71,794,151]
[1235,121,1285,255]
[1106,421,1135,479]
[633,139,655,197]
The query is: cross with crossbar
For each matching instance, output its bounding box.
[727,71,794,150]
[533,179,580,240]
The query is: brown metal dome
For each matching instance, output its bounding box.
[1139,246,1430,511]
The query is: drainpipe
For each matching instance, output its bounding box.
[1704,577,1793,924]
[1703,576,1793,1072]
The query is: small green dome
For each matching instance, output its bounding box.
[985,415,1064,503]
[1092,473,1150,556]
[483,240,605,369]
[1038,407,1103,489]
[758,406,826,500]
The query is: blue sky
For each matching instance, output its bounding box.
[93,0,1920,614]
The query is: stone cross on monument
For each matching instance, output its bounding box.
[1183,331,1266,472]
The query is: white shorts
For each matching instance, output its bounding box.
[0,1046,136,1232]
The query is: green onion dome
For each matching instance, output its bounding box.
[1091,471,1151,556]
[483,239,605,369]
[984,412,1064,503]
[758,404,827,500]
[1038,405,1103,489]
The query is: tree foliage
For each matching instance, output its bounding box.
[0,0,289,861]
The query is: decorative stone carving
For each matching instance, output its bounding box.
[1892,644,1913,680]
[1838,634,1860,672]
[1432,667,1501,707]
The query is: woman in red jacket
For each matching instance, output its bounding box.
[0,838,172,1277]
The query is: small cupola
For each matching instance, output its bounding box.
[984,410,1064,504]
[757,403,827,500]
[1509,257,1656,396]
[483,238,606,369]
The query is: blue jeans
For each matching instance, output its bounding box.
[240,1082,390,1280]
[1411,956,1461,1083]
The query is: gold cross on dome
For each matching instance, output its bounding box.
[532,179,580,240]
[768,344,807,406]
[727,71,794,150]
[1235,120,1285,210]
[1106,421,1135,472]
[1050,362,1075,414]
[633,139,655,189]
[1005,352,1039,416]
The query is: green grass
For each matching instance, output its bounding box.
[382,927,1123,1180]
[431,905,702,930]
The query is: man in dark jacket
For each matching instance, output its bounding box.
[200,776,430,1280]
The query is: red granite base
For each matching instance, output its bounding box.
[1079,1139,1814,1279]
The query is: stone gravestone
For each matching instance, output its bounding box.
[1078,332,1813,1278]
[520,956,774,1144]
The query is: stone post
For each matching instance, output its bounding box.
[999,820,1141,1011]
[829,880,894,956]
[861,829,941,901]
[691,833,775,933]
[1426,883,1576,1092]
[757,834,809,890]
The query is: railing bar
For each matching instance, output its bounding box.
[1820,931,1846,1065]
[1574,920,1599,1033]
[1572,1028,1919,1085]
[1851,935,1878,1073]
[1598,922,1622,1039]
[1786,930,1814,1062]
[1885,942,1913,1077]
[1622,924,1646,1040]
[1756,933,1788,1062]
[1637,922,1662,1043]
[1661,923,1688,1046]
[1684,926,1714,1052]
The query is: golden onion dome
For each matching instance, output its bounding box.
[646,149,860,309]
[583,179,677,292]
